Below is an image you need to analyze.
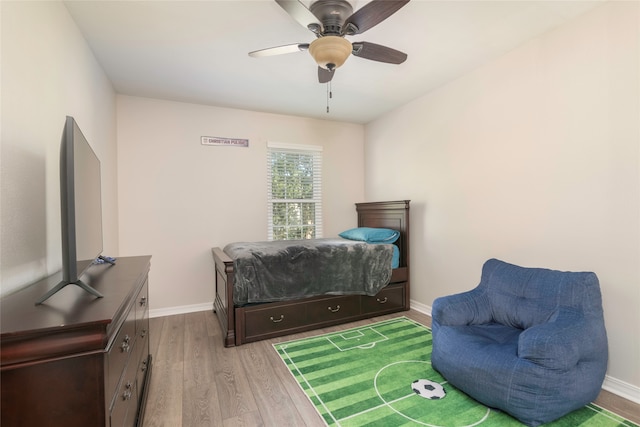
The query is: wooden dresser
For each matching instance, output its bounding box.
[1,256,152,427]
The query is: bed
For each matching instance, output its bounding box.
[211,200,410,347]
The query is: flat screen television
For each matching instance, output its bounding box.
[36,116,113,304]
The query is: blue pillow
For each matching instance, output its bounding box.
[339,227,400,244]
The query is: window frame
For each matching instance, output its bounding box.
[267,141,323,241]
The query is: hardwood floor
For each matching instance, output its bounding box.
[143,309,640,426]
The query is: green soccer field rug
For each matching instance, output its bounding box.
[273,317,638,427]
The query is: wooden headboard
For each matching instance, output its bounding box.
[356,200,410,269]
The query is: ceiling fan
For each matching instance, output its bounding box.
[249,0,410,83]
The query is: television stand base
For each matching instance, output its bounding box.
[35,279,103,305]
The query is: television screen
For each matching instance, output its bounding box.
[72,121,103,274]
[36,116,106,304]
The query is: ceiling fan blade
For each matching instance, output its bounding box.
[249,43,310,58]
[351,42,407,64]
[318,67,334,83]
[343,0,409,35]
[275,0,323,34]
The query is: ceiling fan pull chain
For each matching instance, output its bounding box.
[326,81,334,114]
[326,82,330,113]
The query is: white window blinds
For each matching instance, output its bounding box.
[267,142,323,240]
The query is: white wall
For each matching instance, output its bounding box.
[0,1,118,295]
[365,2,640,398]
[116,96,365,311]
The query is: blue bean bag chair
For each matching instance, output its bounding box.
[431,259,608,427]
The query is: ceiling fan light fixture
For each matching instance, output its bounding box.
[309,36,352,70]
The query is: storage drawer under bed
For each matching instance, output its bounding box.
[242,301,308,339]
[306,295,360,323]
[361,282,405,314]
[238,294,362,343]
[235,283,407,345]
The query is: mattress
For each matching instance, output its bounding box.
[224,238,395,305]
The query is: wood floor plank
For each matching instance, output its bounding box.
[144,315,185,426]
[143,358,184,426]
[237,339,310,426]
[211,329,259,421]
[222,409,264,427]
[182,363,222,427]
[595,389,640,424]
[183,312,223,426]
[263,339,327,425]
[205,306,220,337]
[184,311,210,362]
[154,314,185,366]
[148,316,165,358]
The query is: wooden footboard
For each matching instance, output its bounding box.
[211,247,235,347]
[211,200,411,347]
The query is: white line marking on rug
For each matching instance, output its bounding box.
[327,327,388,351]
[372,360,491,427]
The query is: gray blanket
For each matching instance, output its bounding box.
[224,238,393,306]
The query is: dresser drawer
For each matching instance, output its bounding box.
[361,283,405,314]
[136,338,150,403]
[135,279,149,333]
[137,301,149,358]
[242,303,307,339]
[110,340,139,427]
[306,295,359,323]
[106,308,136,403]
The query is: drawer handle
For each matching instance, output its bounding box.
[270,315,284,323]
[140,328,147,338]
[376,297,388,304]
[120,335,131,353]
[141,359,148,372]
[122,382,133,401]
[327,305,341,313]
[139,296,147,307]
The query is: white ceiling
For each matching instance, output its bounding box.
[64,0,603,124]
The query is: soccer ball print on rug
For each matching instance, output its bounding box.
[273,317,638,427]
[412,379,446,400]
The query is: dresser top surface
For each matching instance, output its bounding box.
[1,256,151,337]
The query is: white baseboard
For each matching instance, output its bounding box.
[149,301,212,318]
[409,299,432,316]
[603,375,640,404]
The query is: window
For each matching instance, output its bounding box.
[267,142,322,240]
